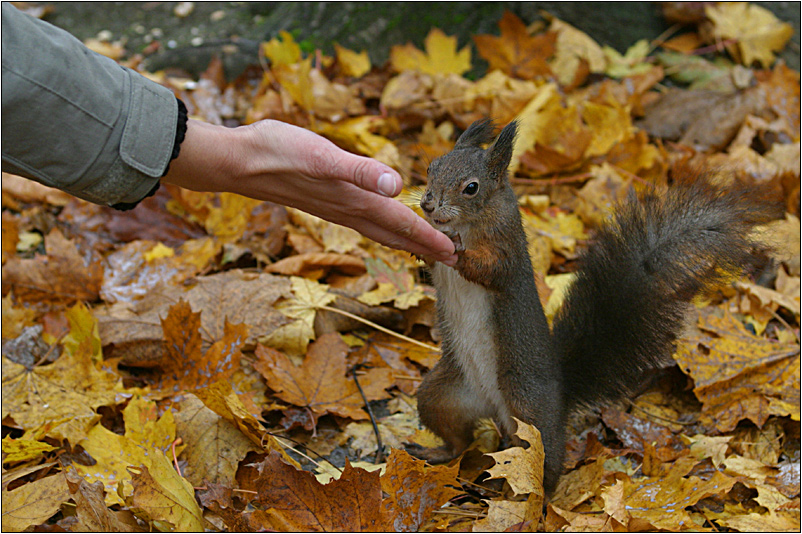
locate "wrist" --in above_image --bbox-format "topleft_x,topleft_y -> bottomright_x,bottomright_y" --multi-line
162,119 -> 242,193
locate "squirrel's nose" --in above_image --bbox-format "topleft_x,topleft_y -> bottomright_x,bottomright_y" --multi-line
420,193 -> 435,214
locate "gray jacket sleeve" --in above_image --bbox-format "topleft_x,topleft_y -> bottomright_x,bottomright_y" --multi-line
1,3 -> 179,206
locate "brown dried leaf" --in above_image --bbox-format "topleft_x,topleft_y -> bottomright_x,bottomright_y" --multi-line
96,270 -> 291,365
380,448 -> 462,532
173,394 -> 258,487
244,452 -> 382,531
674,308 -> 800,431
2,228 -> 102,304
157,299 -> 246,393
65,469 -> 142,532
1,172 -> 72,206
254,334 -> 392,427
704,3 -> 793,68
266,252 -> 366,278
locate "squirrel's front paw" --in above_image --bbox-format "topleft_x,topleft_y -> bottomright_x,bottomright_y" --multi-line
445,231 -> 464,253
404,442 -> 458,464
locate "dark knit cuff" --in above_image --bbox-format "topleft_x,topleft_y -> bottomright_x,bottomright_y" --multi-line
111,98 -> 188,211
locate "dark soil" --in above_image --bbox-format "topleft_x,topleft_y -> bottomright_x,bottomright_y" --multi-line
37,1 -> 800,80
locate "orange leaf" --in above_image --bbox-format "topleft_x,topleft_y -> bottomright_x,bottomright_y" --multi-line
254,333 -> 393,428
158,299 -> 247,392
244,452 -> 382,532
379,449 -> 462,531
473,10 -> 556,79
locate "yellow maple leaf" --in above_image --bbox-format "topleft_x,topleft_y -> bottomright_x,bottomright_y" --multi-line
357,258 -> 432,310
1,436 -> 55,463
74,396 -> 176,506
262,30 -> 302,67
603,39 -> 653,78
273,57 -> 315,112
705,2 -> 793,68
194,379 -> 294,464
509,82 -> 562,175
581,99 -> 634,157
548,17 -> 606,86
264,277 -> 336,357
2,304 -> 121,444
390,28 -> 471,75
128,451 -> 204,532
143,242 -> 174,262
173,394 -> 258,487
1,294 -> 36,339
1,473 -> 69,532
334,43 -> 371,78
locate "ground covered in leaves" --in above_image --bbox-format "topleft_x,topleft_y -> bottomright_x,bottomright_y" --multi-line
2,3 -> 800,532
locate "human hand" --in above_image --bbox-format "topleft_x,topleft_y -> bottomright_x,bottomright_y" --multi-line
163,119 -> 457,265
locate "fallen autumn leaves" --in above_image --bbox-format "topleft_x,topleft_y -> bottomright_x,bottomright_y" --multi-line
2,4 -> 800,532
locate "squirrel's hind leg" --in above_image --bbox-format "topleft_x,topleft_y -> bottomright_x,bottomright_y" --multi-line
413,353 -> 495,462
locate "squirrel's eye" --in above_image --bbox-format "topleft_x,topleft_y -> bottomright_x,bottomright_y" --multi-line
462,182 -> 479,196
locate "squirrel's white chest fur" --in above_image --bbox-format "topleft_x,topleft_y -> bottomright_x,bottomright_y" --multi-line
431,263 -> 512,427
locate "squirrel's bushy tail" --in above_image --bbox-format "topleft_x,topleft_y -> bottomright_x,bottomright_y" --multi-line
553,175 -> 779,412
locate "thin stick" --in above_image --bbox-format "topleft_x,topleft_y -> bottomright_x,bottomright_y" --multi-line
769,307 -> 800,344
351,365 -> 385,464
266,432 -> 341,472
649,23 -> 684,51
33,333 -> 67,368
319,304 -> 439,352
610,165 -> 651,186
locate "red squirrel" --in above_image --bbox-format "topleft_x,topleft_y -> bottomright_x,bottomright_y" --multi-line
414,119 -> 777,492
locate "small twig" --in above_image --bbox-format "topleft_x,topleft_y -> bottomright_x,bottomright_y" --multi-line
609,165 -> 651,186
268,433 -> 344,477
171,438 -> 183,476
649,23 -> 684,51
265,432 -> 338,470
305,407 -> 318,438
33,333 -> 67,368
689,38 -> 738,57
768,307 -> 800,344
350,364 -> 385,464
432,508 -> 487,518
457,477 -> 503,496
319,304 -> 439,352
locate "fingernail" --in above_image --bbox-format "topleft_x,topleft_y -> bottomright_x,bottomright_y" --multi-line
377,173 -> 398,197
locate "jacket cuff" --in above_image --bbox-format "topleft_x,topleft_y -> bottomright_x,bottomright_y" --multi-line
110,98 -> 188,211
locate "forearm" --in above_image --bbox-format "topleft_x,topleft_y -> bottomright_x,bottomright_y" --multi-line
0,3 -> 178,207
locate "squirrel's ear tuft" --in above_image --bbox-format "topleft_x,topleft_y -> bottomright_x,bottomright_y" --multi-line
486,121 -> 518,179
454,119 -> 497,149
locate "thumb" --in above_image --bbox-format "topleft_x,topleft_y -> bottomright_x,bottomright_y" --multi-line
322,146 -> 403,197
